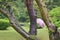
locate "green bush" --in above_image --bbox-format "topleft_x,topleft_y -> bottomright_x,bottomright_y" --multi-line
19,17 -> 27,22
0,19 -> 10,30
49,7 -> 60,27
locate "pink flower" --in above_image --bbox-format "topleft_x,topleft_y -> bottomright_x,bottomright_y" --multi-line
37,18 -> 45,28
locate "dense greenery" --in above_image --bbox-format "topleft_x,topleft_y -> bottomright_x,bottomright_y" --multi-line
49,7 -> 60,27
0,13 -> 6,19
0,0 -> 60,22
0,19 -> 10,30
0,0 -> 60,28
0,0 -> 42,22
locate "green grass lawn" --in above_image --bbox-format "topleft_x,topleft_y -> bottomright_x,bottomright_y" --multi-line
0,27 -> 26,40
0,26 -> 49,40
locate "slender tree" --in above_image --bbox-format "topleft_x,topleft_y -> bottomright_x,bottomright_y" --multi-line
26,0 -> 38,40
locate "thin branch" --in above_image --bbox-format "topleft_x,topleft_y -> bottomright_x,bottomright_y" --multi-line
0,4 -> 30,39
0,8 -> 8,15
35,0 -> 56,32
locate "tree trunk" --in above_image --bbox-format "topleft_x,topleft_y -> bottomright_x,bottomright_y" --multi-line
26,0 -> 38,40
35,0 -> 60,40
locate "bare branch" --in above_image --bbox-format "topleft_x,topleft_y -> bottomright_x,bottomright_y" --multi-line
8,15 -> 30,38
0,8 -> 8,15
0,3 -> 30,39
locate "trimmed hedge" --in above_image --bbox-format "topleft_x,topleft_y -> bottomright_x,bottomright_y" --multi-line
0,19 -> 10,30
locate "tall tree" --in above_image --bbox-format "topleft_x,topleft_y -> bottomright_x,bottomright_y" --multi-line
26,0 -> 38,40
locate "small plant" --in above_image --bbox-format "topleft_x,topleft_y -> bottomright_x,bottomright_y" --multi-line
0,19 -> 10,30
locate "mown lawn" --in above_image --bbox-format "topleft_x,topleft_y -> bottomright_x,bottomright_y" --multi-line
0,26 -> 49,40
0,27 -> 26,40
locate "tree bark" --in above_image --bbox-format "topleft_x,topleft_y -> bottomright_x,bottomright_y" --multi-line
26,0 -> 38,40
35,0 -> 60,40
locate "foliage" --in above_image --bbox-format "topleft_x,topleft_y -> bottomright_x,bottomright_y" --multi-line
0,13 -> 6,19
49,7 -> 60,27
33,1 -> 41,18
0,0 -> 60,22
19,16 -> 27,22
11,0 -> 29,22
44,0 -> 60,11
0,19 -> 10,30
0,0 -> 16,2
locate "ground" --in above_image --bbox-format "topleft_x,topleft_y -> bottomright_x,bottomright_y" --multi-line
0,26 -> 49,40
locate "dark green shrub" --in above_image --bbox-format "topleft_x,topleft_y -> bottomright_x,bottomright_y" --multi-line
0,19 -> 10,30
19,17 -> 27,22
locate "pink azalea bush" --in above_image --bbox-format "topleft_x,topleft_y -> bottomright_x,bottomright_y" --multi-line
37,18 -> 45,28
